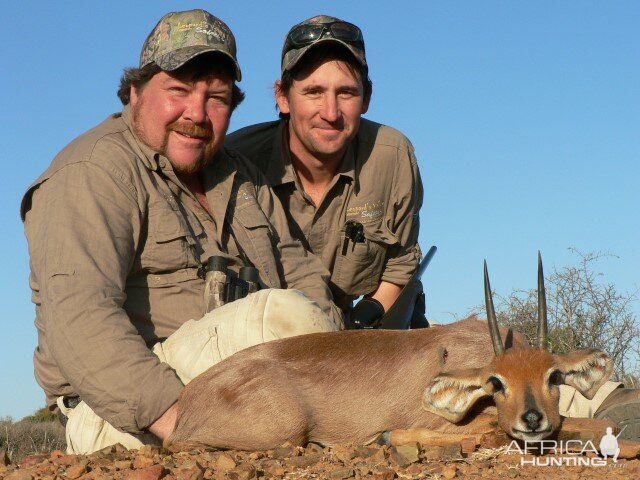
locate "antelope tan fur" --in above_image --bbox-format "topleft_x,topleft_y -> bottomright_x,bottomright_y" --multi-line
166,255 -> 613,451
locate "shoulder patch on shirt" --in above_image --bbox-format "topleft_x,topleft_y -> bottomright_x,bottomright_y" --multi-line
235,183 -> 258,209
346,200 -> 384,223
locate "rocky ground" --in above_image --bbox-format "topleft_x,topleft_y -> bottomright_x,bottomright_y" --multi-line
2,431 -> 640,480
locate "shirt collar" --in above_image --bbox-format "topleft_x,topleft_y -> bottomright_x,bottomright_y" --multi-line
268,119 -> 357,186
259,120 -> 295,186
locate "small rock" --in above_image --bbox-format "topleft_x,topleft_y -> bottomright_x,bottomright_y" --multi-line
481,431 -> 510,449
227,463 -> 257,480
286,453 -> 323,469
368,446 -> 387,463
388,449 -> 410,467
133,455 -> 156,469
125,464 -> 166,480
506,468 -> 519,478
260,460 -> 285,477
406,464 -> 424,476
331,445 -> 356,465
441,464 -> 457,479
196,451 -> 218,467
353,446 -> 378,459
617,439 -> 640,459
425,464 -> 443,475
460,436 -> 478,455
442,443 -> 462,461
66,463 -> 88,479
356,464 -> 371,476
175,465 -> 204,480
393,443 -> 420,464
114,443 -> 130,454
328,467 -> 354,479
92,445 -> 116,457
215,453 -> 236,472
19,454 -> 48,468
177,459 -> 201,470
5,471 -> 35,480
138,445 -> 163,458
115,459 -> 134,470
52,454 -> 77,466
330,445 -> 356,464
91,474 -> 117,480
35,462 -> 56,476
372,467 -> 395,480
272,443 -> 299,459
202,468 -> 215,480
421,445 -> 444,461
247,452 -> 264,461
305,442 -> 324,455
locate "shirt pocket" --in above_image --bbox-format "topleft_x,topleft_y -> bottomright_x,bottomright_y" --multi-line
333,221 -> 398,296
142,203 -> 204,272
232,204 -> 276,278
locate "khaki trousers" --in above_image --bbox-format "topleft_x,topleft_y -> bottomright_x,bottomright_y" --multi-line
59,289 -> 338,454
559,380 -> 622,418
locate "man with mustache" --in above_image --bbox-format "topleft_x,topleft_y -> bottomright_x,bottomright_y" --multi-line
21,10 -> 342,454
227,15 -> 424,328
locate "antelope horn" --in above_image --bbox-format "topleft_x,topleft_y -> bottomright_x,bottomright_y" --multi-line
537,251 -> 548,349
484,260 -> 504,355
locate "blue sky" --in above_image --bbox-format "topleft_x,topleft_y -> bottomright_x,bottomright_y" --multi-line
1,1 -> 638,419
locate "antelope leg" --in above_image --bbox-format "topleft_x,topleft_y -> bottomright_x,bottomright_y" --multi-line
384,429 -> 484,446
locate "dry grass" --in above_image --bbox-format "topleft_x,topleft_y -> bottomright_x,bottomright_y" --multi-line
0,409 -> 66,464
469,445 -> 509,461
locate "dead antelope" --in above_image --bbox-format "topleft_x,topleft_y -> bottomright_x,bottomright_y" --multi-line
165,255 -> 613,451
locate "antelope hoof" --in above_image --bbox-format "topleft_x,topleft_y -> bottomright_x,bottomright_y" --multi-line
376,431 -> 392,446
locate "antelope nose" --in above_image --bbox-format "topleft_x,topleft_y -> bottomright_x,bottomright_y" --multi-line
522,409 -> 543,430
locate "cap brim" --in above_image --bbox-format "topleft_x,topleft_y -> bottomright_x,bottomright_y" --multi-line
282,37 -> 366,75
156,45 -> 242,81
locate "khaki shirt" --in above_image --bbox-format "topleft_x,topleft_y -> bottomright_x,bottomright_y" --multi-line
21,107 -> 340,434
227,119 -> 423,311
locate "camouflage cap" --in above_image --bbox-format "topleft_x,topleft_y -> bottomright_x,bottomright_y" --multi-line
281,15 -> 367,75
140,9 -> 241,81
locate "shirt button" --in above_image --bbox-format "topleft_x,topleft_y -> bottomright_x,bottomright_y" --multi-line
159,160 -> 167,169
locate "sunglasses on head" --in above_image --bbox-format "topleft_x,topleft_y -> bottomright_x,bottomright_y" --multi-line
284,21 -> 364,53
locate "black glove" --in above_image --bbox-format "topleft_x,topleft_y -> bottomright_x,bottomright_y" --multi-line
410,291 -> 429,329
346,297 -> 385,329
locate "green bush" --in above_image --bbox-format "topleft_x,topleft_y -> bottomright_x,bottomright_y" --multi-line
21,407 -> 58,423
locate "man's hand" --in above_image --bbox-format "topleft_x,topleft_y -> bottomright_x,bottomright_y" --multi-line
148,402 -> 178,440
346,281 -> 404,329
371,281 -> 402,311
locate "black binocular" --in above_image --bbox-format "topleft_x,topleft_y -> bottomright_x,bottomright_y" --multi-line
203,256 -> 260,309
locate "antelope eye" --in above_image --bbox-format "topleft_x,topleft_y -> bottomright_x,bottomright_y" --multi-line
549,370 -> 563,386
488,376 -> 504,392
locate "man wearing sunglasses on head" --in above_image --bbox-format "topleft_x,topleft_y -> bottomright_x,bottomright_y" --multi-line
231,14 -> 640,438
227,16 -> 424,328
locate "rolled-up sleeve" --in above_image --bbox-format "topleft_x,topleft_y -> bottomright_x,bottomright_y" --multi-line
381,141 -> 423,286
24,161 -> 183,434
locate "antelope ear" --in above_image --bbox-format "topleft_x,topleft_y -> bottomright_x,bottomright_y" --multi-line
555,349 -> 613,400
422,368 -> 490,423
